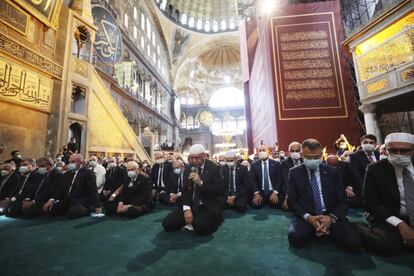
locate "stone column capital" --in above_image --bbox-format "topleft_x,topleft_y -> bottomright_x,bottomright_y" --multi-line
358,103 -> 377,114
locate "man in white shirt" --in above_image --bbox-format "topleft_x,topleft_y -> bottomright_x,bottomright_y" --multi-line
357,132 -> 414,256
89,156 -> 106,193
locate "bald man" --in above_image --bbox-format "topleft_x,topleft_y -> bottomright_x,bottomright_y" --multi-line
281,142 -> 303,210
250,145 -> 283,209
163,144 -> 224,236
104,162 -> 153,218
45,154 -> 102,219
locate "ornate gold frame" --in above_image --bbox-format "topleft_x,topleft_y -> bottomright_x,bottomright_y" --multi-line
0,0 -> 29,36
14,0 -> 62,29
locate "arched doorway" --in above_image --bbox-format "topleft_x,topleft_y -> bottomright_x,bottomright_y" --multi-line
68,122 -> 83,153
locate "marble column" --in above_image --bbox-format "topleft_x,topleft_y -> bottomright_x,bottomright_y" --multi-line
359,103 -> 383,142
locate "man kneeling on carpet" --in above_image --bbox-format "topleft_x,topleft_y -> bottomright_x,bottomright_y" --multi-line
162,144 -> 224,236
104,161 -> 153,218
43,154 -> 103,219
287,139 -> 362,253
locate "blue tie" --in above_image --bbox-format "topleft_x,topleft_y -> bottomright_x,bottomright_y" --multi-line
263,161 -> 270,195
229,168 -> 235,195
310,170 -> 323,215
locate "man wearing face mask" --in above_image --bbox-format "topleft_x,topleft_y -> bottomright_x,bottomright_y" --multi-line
218,155 -> 226,167
250,145 -> 283,209
150,151 -> 173,203
21,157 -> 62,218
88,156 -> 106,194
46,154 -> 102,219
379,144 -> 388,160
220,151 -> 250,213
281,142 -> 304,211
0,163 -> 22,213
356,133 -> 414,257
165,160 -> 186,206
162,144 -> 224,236
5,158 -> 43,217
287,139 -> 361,253
104,162 -> 153,218
349,134 -> 380,198
100,157 -> 128,202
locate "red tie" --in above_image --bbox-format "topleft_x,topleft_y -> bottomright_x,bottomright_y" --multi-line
367,154 -> 373,163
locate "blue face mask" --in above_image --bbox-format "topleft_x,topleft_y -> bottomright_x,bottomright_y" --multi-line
303,158 -> 321,170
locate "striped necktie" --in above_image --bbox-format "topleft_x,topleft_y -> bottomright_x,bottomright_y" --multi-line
310,170 -> 323,215
403,168 -> 414,227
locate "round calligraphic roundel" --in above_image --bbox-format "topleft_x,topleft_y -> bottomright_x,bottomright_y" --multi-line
198,110 -> 214,127
174,98 -> 181,121
92,5 -> 123,64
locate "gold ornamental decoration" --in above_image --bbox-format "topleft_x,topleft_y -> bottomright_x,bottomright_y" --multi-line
14,0 -> 62,29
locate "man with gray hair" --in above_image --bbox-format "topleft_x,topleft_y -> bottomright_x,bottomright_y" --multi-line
356,132 -> 414,256
44,154 -> 102,219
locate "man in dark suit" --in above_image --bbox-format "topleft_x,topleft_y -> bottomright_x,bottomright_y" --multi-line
220,151 -> 250,213
164,160 -> 186,206
21,157 -> 62,217
162,144 -> 224,236
250,145 -> 283,209
5,158 -> 43,217
100,157 -> 128,202
281,142 -> 303,210
287,139 -> 361,253
151,151 -> 173,204
44,154 -> 102,219
104,162 -> 153,218
0,163 -> 22,214
349,134 -> 380,197
356,132 -> 414,256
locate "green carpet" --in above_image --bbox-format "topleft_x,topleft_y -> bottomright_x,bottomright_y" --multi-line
0,207 -> 413,276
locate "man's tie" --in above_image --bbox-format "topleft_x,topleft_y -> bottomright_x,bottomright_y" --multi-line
263,161 -> 270,195
158,165 -> 164,188
68,171 -> 78,196
0,175 -> 10,194
177,175 -> 182,193
310,170 -> 323,215
18,175 -> 30,195
229,167 -> 235,195
403,168 -> 414,227
34,176 -> 47,198
367,154 -> 374,163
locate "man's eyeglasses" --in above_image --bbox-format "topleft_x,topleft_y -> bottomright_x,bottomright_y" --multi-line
387,148 -> 413,155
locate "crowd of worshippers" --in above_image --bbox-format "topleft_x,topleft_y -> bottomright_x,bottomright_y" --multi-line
0,132 -> 413,257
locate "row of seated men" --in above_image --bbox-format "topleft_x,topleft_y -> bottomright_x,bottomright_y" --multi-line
0,133 -> 413,257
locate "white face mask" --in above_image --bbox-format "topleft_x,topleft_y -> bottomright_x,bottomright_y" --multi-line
89,161 -> 97,168
128,171 -> 137,179
226,161 -> 235,168
67,163 -> 77,171
38,167 -> 48,175
174,168 -> 182,175
361,143 -> 375,153
107,162 -> 116,169
380,155 -> 388,160
143,163 -> 148,168
56,167 -> 63,172
344,156 -> 350,163
19,166 -> 29,175
219,161 -> 226,166
259,151 -> 268,160
303,158 -> 321,170
1,170 -> 9,177
156,159 -> 165,165
388,154 -> 411,168
290,152 -> 301,160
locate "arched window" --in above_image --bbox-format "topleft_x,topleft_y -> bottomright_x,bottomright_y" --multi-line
187,116 -> 194,129
209,87 -> 244,108
205,21 -> 211,32
212,118 -> 222,133
180,97 -> 186,105
134,7 -> 137,19
196,19 -> 203,30
212,21 -> 218,32
181,113 -> 187,128
187,97 -> 195,105
181,13 -> 187,24
146,18 -> 151,39
124,13 -> 129,28
223,115 -> 236,130
221,20 -> 227,31
238,116 -> 246,129
160,0 -> 167,10
140,35 -> 145,48
229,20 -> 236,30
188,17 -> 195,28
141,13 -> 145,30
133,26 -> 138,39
